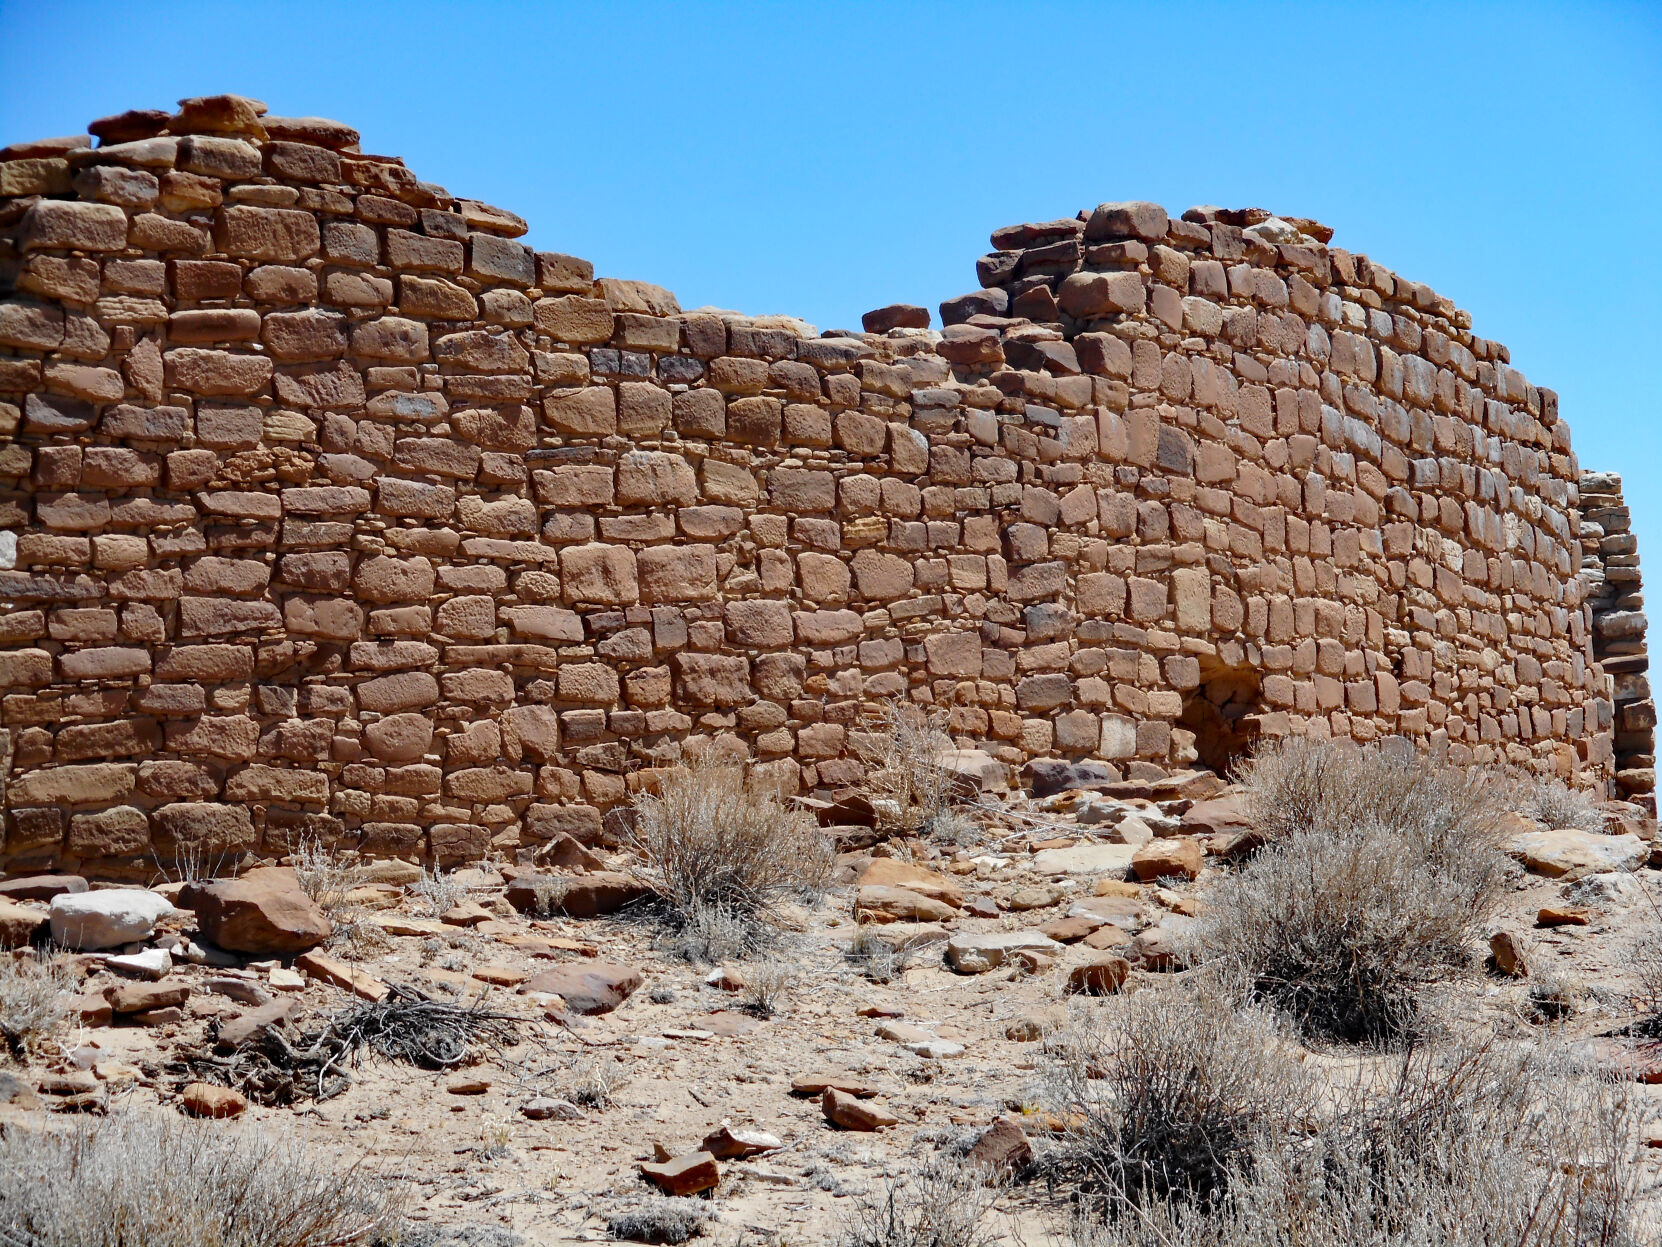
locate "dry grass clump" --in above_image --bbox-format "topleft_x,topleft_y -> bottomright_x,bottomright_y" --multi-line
291,835 -> 360,916
1200,737 -> 1512,1042
1050,991 -> 1648,1247
1040,988 -> 1303,1212
1232,735 -> 1507,848
411,866 -> 466,918
630,762 -> 832,960
837,1160 -> 1002,1247
1516,775 -> 1607,832
0,953 -> 72,1063
854,699 -> 968,837
741,958 -> 799,1018
0,1111 -> 402,1246
607,1196 -> 711,1244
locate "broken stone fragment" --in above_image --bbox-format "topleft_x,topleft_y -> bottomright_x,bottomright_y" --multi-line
640,1150 -> 719,1196
192,867 -> 332,955
519,962 -> 642,1015
822,1087 -> 900,1130
700,1122 -> 783,1159
180,1082 -> 248,1119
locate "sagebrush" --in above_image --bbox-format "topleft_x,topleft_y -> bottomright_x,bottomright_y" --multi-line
0,953 -> 72,1063
1050,989 -> 1647,1247
853,699 -> 966,836
838,1160 -> 1002,1247
0,1112 -> 402,1246
1201,737 -> 1511,1041
629,762 -> 831,959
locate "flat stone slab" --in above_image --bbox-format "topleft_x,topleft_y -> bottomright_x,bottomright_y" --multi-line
1030,843 -> 1136,876
1507,830 -> 1647,879
945,929 -> 1061,974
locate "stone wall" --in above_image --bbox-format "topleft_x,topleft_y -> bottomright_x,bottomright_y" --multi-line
0,94 -> 1629,875
1580,471 -> 1654,809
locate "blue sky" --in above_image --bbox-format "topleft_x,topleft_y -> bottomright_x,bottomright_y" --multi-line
2,1 -> 1659,573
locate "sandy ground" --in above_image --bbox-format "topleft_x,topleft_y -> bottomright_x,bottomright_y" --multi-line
8,795 -> 1662,1246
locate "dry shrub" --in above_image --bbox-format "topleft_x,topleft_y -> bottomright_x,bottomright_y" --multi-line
0,1111 -> 402,1246
1041,987 -> 1304,1212
838,1159 -> 1002,1247
1064,1029 -> 1647,1247
411,866 -> 466,918
741,958 -> 799,1018
1200,737 -> 1511,1042
854,699 -> 964,836
1516,775 -> 1607,832
608,1197 -> 711,1244
1233,735 -> 1506,848
0,953 -> 72,1063
630,761 -> 831,959
291,836 -> 360,916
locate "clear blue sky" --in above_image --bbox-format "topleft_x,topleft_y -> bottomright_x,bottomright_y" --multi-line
3,1 -> 1659,576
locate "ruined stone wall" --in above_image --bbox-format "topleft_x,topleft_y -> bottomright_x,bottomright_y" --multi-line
0,94 -> 1625,875
1580,471 -> 1653,809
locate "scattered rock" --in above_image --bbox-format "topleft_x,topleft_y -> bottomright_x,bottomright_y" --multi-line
0,1070 -> 40,1109
192,867 -> 332,955
102,948 -> 172,978
1489,930 -> 1528,977
1006,886 -> 1060,911
447,1077 -> 491,1095
181,1082 -> 248,1119
1131,837 -> 1204,881
0,875 -> 88,902
1030,843 -> 1136,877
962,896 -> 1000,918
522,1096 -> 584,1121
1082,923 -> 1131,950
1538,905 -> 1591,927
504,871 -> 648,917
1039,914 -> 1103,943
294,952 -> 388,1001
1127,922 -> 1190,971
791,1072 -> 880,1097
215,997 -> 296,1049
640,1150 -> 720,1195
701,1122 -> 783,1158
108,976 -> 192,1015
1067,956 -> 1132,995
946,930 -> 1060,974
1507,830 -> 1647,880
0,900 -> 48,947
965,1116 -> 1033,1177
520,963 -> 642,1014
855,885 -> 958,924
49,889 -> 175,951
855,859 -> 964,907
823,1087 -> 899,1130
533,834 -> 605,872
1004,1006 -> 1068,1041
1180,795 -> 1252,836
1024,758 -> 1118,797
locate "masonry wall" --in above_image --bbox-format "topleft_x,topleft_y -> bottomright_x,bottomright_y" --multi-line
0,94 -> 1627,875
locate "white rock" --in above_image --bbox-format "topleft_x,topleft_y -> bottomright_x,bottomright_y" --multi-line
1563,871 -> 1646,908
1030,843 -> 1137,876
49,890 -> 175,950
945,930 -> 1060,974
100,948 -> 172,979
902,1038 -> 965,1059
1110,814 -> 1156,846
269,967 -> 306,992
1507,830 -> 1647,879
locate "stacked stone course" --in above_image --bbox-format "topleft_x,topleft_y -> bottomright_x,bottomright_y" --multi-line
1579,471 -> 1653,808
0,95 -> 1636,874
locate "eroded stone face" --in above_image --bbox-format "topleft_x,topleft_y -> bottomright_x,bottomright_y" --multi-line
0,96 -> 1642,876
